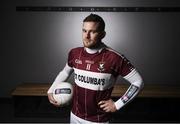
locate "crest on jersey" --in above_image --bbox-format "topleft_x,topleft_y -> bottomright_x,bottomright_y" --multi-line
97,62 -> 105,72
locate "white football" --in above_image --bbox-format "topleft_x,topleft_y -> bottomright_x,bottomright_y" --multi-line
53,82 -> 73,106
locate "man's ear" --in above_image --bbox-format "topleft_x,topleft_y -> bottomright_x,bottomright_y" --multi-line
100,31 -> 106,39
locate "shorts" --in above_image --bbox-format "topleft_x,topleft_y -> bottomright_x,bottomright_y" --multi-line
70,112 -> 109,124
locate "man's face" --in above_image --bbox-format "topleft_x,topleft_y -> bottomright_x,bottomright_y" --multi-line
82,21 -> 105,48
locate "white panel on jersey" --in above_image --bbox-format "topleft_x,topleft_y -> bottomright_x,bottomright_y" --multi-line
74,68 -> 115,91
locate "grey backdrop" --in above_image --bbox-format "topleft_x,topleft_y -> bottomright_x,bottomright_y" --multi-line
1,0 -> 180,97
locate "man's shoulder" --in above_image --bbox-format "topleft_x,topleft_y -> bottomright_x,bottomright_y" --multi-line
105,47 -> 124,59
69,47 -> 84,54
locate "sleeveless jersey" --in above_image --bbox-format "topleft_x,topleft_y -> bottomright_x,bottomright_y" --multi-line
68,46 -> 134,122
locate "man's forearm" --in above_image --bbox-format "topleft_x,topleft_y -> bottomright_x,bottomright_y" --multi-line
47,63 -> 73,93
114,69 -> 144,110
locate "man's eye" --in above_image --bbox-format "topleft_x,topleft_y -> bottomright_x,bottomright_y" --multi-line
90,30 -> 95,33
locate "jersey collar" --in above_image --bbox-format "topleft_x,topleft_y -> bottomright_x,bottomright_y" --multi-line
84,42 -> 106,54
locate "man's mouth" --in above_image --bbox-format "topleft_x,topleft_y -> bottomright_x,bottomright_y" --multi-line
85,40 -> 91,44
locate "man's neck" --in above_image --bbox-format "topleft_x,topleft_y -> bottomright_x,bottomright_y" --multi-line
85,42 -> 105,54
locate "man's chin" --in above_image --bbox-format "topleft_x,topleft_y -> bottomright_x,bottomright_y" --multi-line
83,43 -> 93,48
84,43 -> 102,49
84,45 -> 93,48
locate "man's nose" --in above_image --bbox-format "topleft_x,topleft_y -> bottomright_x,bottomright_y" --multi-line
86,32 -> 90,39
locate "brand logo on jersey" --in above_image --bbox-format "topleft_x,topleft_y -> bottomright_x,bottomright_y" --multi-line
85,60 -> 94,64
75,59 -> 82,64
97,62 -> 105,72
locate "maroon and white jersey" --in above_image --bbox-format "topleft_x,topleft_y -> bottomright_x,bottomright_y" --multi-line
68,46 -> 134,122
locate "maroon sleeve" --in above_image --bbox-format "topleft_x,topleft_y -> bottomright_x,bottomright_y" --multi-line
118,55 -> 135,77
67,49 -> 74,68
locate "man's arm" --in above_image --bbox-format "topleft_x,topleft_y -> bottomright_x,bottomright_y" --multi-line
47,63 -> 73,93
99,69 -> 143,112
47,63 -> 73,106
114,69 -> 144,110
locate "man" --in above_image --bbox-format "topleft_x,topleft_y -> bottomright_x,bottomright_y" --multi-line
47,13 -> 143,123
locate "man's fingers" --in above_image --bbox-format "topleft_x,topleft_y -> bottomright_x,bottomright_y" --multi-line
50,99 -> 61,107
48,93 -> 61,107
50,98 -> 58,104
98,99 -> 117,113
99,103 -> 108,108
98,100 -> 106,105
98,101 -> 103,105
100,104 -> 106,109
99,102 -> 110,112
102,105 -> 111,112
103,106 -> 108,111
48,94 -> 56,102
50,99 -> 57,104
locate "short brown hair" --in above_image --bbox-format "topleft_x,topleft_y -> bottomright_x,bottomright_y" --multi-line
83,13 -> 105,32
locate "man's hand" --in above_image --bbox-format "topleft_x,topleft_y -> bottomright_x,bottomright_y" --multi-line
98,99 -> 117,113
47,93 -> 61,107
